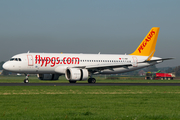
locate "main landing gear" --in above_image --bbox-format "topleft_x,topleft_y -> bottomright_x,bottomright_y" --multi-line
88,78 -> 96,83
69,80 -> 77,83
68,78 -> 96,83
24,74 -> 29,83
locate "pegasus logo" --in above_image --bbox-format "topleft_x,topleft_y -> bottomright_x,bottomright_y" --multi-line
138,30 -> 155,53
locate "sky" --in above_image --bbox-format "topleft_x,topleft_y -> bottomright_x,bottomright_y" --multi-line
0,0 -> 179,67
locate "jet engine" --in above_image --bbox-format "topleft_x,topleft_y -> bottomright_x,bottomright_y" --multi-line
65,68 -> 88,81
37,74 -> 60,80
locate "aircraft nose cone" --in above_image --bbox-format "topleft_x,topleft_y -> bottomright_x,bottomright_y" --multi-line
3,62 -> 10,71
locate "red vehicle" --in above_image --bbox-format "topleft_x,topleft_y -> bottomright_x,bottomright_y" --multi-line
155,73 -> 175,80
145,71 -> 175,80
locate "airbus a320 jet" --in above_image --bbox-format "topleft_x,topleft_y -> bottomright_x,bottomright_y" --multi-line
3,27 -> 173,83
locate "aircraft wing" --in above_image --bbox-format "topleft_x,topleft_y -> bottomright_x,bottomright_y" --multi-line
86,63 -> 132,69
73,63 -> 132,72
71,58 -> 174,73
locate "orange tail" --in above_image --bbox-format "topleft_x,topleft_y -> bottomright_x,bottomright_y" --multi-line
130,27 -> 160,57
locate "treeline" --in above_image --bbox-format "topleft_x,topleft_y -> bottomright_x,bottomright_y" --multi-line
0,61 -> 9,75
157,66 -> 180,77
174,66 -> 180,76
0,61 -> 4,70
114,65 -> 180,77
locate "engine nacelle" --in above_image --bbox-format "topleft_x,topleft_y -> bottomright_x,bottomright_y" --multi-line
37,74 -> 60,80
65,68 -> 88,81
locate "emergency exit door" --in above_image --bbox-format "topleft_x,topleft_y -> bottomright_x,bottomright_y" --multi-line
132,56 -> 138,67
27,55 -> 33,66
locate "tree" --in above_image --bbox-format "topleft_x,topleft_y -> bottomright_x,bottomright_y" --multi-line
2,70 -> 9,75
166,67 -> 174,73
0,61 -> 5,70
174,66 -> 180,77
0,61 -> 9,75
146,65 -> 158,72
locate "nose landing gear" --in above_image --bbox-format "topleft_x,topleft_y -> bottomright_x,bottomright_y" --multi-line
24,74 -> 29,83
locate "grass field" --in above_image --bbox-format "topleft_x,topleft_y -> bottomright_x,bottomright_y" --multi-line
0,86 -> 180,120
0,75 -> 180,120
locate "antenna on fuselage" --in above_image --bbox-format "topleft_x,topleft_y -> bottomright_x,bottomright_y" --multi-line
27,51 -> 30,53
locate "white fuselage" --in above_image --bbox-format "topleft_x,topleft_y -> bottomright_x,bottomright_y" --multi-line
3,53 -> 161,75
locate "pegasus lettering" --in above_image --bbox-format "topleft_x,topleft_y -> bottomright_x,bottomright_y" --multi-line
138,30 -> 155,53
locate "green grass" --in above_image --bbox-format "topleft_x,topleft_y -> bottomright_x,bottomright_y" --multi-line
0,86 -> 180,120
0,75 -> 180,83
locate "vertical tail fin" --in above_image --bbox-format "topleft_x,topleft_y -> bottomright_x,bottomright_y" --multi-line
130,27 -> 160,57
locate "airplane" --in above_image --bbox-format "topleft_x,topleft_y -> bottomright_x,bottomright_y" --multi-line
3,27 -> 173,83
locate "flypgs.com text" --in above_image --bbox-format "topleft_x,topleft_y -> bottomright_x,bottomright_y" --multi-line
35,55 -> 80,67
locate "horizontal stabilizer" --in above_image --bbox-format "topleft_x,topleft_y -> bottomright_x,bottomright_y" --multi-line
146,58 -> 174,62
138,58 -> 174,63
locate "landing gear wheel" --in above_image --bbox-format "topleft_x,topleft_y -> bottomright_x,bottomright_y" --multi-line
88,78 -> 92,83
92,78 -> 96,83
88,78 -> 96,83
69,80 -> 77,83
24,74 -> 29,83
24,79 -> 29,83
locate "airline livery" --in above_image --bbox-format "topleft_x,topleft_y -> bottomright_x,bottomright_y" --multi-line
3,27 -> 173,83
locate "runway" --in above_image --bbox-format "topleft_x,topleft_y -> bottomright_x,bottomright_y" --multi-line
0,83 -> 180,86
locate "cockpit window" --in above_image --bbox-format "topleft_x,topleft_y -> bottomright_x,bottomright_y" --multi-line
18,58 -> 22,61
10,58 -> 15,61
10,58 -> 22,61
